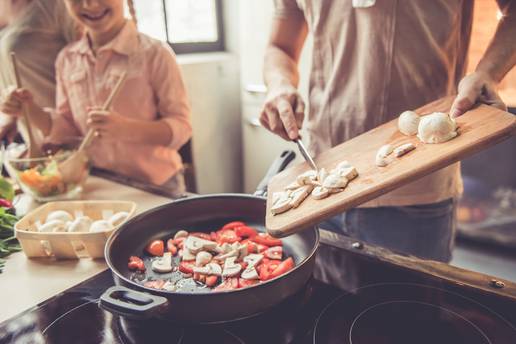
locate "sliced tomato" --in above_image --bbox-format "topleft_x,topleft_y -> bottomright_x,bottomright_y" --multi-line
239,278 -> 259,288
210,231 -> 218,241
252,233 -> 282,247
206,275 -> 219,287
214,277 -> 240,291
264,246 -> 283,260
179,260 -> 195,274
235,226 -> 257,238
258,263 -> 271,281
190,232 -> 212,240
217,229 -> 241,244
128,256 -> 145,271
174,237 -> 185,249
144,279 -> 165,289
269,257 -> 295,279
166,239 -> 178,255
145,240 -> 164,256
241,239 -> 257,253
221,221 -> 246,230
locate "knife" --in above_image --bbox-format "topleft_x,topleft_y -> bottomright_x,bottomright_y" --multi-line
294,139 -> 318,171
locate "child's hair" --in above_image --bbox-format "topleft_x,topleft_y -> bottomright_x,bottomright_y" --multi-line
127,0 -> 137,27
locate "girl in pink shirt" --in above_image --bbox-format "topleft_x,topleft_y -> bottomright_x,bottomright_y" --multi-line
1,0 -> 192,191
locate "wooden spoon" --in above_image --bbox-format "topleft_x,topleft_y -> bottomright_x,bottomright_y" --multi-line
58,71 -> 127,184
10,52 -> 43,159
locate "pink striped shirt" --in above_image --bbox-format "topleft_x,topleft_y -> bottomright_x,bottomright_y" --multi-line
50,21 -> 191,185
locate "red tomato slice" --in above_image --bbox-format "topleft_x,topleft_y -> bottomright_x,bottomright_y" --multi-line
206,275 -> 219,287
222,221 -> 246,230
217,229 -> 241,244
264,246 -> 283,260
179,261 -> 195,274
144,279 -> 165,289
258,264 -> 271,281
252,233 -> 282,247
166,239 -> 178,255
214,277 -> 240,291
238,278 -> 259,288
210,231 -> 218,241
190,232 -> 212,240
128,256 -> 145,271
235,226 -> 257,238
241,239 -> 257,253
173,237 -> 185,249
145,240 -> 164,256
269,257 -> 295,279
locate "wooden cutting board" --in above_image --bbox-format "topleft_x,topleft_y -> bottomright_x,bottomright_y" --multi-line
266,96 -> 516,237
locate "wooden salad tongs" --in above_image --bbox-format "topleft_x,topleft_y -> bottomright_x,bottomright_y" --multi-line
10,52 -> 43,160
57,72 -> 127,183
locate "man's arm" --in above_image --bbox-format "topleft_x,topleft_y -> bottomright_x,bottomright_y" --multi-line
451,1 -> 516,117
261,13 -> 308,140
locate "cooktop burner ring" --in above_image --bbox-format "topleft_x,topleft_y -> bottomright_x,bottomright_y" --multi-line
348,300 -> 491,344
313,282 -> 516,344
41,299 -> 99,336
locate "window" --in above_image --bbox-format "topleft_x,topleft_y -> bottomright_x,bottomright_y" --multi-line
129,0 -> 224,54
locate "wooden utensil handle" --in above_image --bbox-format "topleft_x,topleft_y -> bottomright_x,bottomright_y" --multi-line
78,71 -> 128,152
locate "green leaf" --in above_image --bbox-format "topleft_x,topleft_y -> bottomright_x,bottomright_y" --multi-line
0,178 -> 14,201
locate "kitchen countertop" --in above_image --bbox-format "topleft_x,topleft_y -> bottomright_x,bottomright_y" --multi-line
0,176 -> 174,323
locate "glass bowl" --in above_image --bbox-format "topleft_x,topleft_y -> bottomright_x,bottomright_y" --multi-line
4,140 -> 90,202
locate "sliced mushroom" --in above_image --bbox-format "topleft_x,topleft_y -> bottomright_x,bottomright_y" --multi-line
184,236 -> 217,253
289,185 -> 313,208
393,142 -> 416,157
322,173 -> 348,190
195,251 -> 213,266
237,243 -> 248,261
338,166 -> 358,181
318,168 -> 329,185
241,266 -> 259,280
375,144 -> 393,167
152,252 -> 173,273
271,195 -> 292,215
193,262 -> 222,276
311,186 -> 330,200
272,191 -> 289,205
222,257 -> 242,277
284,180 -> 302,190
243,253 -> 264,267
174,230 -> 189,240
181,248 -> 196,261
296,170 -> 318,185
215,249 -> 239,261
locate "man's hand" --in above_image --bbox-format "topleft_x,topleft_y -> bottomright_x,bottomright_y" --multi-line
260,84 -> 305,141
87,107 -> 135,141
0,87 -> 34,117
450,72 -> 506,118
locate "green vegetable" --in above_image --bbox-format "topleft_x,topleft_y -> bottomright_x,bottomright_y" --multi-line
0,178 -> 14,201
0,205 -> 19,273
40,160 -> 60,177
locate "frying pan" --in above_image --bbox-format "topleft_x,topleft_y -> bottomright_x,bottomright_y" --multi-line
99,151 -> 320,324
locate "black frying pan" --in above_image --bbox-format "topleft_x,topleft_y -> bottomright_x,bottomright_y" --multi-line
99,151 -> 320,324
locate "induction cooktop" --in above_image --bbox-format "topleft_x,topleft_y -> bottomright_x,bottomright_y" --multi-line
2,231 -> 515,344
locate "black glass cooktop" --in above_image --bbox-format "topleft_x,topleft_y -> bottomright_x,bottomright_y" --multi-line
1,232 -> 516,344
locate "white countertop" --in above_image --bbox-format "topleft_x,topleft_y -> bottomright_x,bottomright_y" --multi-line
0,176 -> 173,323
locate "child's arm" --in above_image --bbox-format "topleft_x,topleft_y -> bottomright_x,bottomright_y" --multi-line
87,42 -> 191,148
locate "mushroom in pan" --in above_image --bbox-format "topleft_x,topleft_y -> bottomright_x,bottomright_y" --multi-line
243,253 -> 264,267
181,248 -> 196,261
174,230 -> 189,240
241,266 -> 259,280
193,262 -> 222,276
195,251 -> 213,266
222,257 -> 242,277
152,252 -> 173,273
184,236 -> 217,253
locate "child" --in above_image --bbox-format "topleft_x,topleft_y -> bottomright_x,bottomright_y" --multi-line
0,0 -> 192,192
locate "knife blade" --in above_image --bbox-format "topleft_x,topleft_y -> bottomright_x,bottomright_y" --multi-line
294,139 -> 318,171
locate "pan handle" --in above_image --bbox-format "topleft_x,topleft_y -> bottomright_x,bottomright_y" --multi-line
254,150 -> 296,197
99,285 -> 168,318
